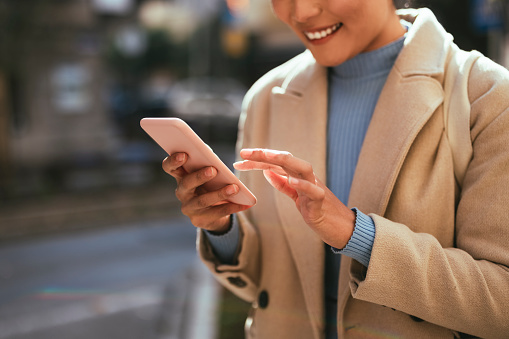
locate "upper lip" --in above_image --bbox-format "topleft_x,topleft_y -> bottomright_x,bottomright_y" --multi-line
303,22 -> 341,34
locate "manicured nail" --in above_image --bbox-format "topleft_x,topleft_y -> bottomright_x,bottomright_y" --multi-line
288,177 -> 299,185
206,167 -> 216,177
226,184 -> 238,195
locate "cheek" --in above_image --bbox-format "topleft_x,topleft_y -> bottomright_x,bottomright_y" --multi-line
328,0 -> 358,19
270,1 -> 287,23
270,0 -> 305,42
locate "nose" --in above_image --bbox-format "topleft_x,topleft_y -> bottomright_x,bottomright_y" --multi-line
291,0 -> 322,23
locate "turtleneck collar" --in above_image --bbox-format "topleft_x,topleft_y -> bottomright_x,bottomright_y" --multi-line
330,34 -> 406,79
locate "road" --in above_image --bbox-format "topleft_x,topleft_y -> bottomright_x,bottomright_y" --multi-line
0,216 -> 220,339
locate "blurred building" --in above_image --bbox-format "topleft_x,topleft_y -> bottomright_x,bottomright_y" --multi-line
0,1 -> 133,195
0,0 -> 218,196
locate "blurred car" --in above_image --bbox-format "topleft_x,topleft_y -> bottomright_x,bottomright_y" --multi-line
166,77 -> 247,143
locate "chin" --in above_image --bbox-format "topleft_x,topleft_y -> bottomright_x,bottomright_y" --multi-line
310,52 -> 348,67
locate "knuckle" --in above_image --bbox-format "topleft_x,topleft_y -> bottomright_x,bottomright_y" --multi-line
193,167 -> 210,184
189,216 -> 201,228
304,162 -> 313,172
174,187 -> 182,200
302,163 -> 313,177
280,152 -> 292,162
196,170 -> 208,182
296,163 -> 313,179
192,215 -> 208,229
218,192 -> 228,202
195,195 -> 209,209
179,177 -> 192,191
318,190 -> 325,200
175,183 -> 188,199
181,205 -> 191,217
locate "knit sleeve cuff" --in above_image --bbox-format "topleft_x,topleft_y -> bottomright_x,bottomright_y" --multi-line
331,208 -> 375,267
204,214 -> 241,265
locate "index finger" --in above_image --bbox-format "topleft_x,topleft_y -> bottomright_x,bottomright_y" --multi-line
239,149 -> 315,183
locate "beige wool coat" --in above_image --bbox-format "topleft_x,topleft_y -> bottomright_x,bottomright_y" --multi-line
198,8 -> 509,339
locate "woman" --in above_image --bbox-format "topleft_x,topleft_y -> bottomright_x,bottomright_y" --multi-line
163,0 -> 509,338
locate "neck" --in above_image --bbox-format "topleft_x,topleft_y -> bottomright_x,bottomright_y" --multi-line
365,9 -> 406,52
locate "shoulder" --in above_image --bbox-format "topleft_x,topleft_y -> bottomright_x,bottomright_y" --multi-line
237,50 -> 315,145
465,53 -> 509,140
241,50 -> 315,109
468,54 -> 509,103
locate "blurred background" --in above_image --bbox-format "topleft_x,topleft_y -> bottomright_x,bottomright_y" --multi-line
0,0 -> 507,338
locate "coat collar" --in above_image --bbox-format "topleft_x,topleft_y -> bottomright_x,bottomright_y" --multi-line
267,8 -> 450,335
348,8 -> 450,214
396,8 -> 453,76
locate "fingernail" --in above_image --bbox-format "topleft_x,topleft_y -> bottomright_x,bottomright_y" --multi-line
226,185 -> 238,195
206,167 -> 216,177
176,153 -> 185,162
233,160 -> 246,168
288,177 -> 299,185
241,149 -> 253,157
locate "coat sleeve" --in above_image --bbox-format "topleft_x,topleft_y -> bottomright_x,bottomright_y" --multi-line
348,56 -> 509,338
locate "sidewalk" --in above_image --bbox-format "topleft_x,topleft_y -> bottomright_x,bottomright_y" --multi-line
0,182 -> 223,339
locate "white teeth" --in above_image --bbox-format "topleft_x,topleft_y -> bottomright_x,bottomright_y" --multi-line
305,23 -> 341,41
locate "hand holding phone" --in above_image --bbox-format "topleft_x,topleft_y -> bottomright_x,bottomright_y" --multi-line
140,117 -> 256,206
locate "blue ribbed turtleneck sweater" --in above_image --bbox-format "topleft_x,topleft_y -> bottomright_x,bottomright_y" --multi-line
324,36 -> 405,338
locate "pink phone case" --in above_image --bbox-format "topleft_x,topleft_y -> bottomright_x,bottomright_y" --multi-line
140,117 -> 256,206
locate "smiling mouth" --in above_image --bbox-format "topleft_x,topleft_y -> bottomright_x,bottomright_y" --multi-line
304,23 -> 342,41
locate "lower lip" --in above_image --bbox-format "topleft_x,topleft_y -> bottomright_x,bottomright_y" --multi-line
306,26 -> 341,45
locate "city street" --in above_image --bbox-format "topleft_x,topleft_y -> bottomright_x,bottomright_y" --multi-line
0,216 -> 220,339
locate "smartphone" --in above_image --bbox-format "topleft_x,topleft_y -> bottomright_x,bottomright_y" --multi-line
140,117 -> 256,206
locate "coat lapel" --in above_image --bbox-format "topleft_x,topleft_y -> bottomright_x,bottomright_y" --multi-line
348,8 -> 450,215
347,70 -> 444,215
268,50 -> 328,336
340,8 -> 451,324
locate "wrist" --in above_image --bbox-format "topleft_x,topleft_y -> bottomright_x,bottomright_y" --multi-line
209,215 -> 233,235
339,208 -> 356,249
332,208 -> 375,267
